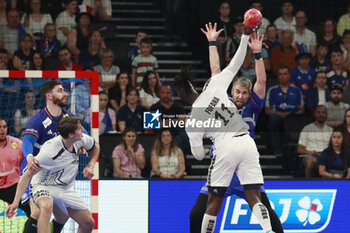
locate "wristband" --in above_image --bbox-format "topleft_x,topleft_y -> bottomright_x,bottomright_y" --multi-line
208,41 -> 217,47
253,52 -> 262,60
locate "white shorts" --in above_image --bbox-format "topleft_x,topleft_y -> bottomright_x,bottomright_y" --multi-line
207,134 -> 264,187
30,184 -> 87,216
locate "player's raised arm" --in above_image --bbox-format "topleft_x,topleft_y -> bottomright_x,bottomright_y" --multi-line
83,141 -> 100,179
250,32 -> 267,99
5,168 -> 39,218
200,22 -> 223,76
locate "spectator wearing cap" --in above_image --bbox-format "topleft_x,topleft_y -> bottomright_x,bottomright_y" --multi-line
290,52 -> 316,99
337,3 -> 350,36
325,48 -> 348,87
305,71 -> 330,115
55,0 -> 77,45
292,10 -> 316,56
273,1 -> 296,38
67,11 -> 93,60
317,18 -> 341,56
249,1 -> 270,35
340,30 -> 350,68
82,0 -> 112,21
225,16 -> 243,65
270,30 -> 297,77
325,84 -> 350,128
310,43 -> 331,72
262,25 -> 281,55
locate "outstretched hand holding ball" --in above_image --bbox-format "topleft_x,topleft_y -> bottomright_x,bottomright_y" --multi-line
243,8 -> 263,31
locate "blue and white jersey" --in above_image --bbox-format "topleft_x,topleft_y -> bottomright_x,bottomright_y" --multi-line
266,84 -> 304,113
290,66 -> 316,96
24,108 -> 75,156
201,91 -> 265,197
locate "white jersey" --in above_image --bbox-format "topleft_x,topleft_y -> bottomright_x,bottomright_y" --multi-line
186,34 -> 250,149
31,134 -> 95,189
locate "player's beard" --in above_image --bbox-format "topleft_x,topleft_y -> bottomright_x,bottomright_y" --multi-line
53,96 -> 68,108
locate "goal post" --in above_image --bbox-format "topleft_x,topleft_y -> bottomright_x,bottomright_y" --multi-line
0,70 -> 99,233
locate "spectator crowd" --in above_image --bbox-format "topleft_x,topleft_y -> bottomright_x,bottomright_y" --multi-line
0,0 -> 350,179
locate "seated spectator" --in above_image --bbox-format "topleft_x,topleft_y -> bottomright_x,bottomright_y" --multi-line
79,30 -> 105,68
129,31 -> 147,62
150,129 -> 185,179
317,18 -> 341,56
55,0 -> 77,45
21,0 -> 53,39
297,105 -> 333,178
56,47 -> 83,71
225,16 -> 243,65
0,9 -> 27,56
290,52 -> 316,98
0,0 -> 7,26
139,71 -> 160,110
29,51 -> 45,70
337,2 -> 350,36
93,48 -> 120,91
325,48 -> 348,87
270,30 -> 297,77
36,23 -> 61,58
82,0 -> 112,21
131,37 -> 159,88
13,34 -> 35,70
305,71 -> 330,114
265,65 -> 304,155
273,1 -> 295,37
112,128 -> 145,178
310,43 -> 330,72
340,30 -> 350,68
108,72 -> 131,112
117,87 -> 145,133
342,85 -> 350,104
318,129 -> 350,179
326,84 -> 350,128
340,108 -> 350,150
14,91 -> 38,135
292,10 -> 316,56
263,24 -> 281,55
85,91 -> 116,135
67,12 -> 93,59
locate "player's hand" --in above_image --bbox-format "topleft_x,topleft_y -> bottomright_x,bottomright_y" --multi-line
200,22 -> 224,42
243,21 -> 261,35
78,147 -> 88,156
27,154 -> 40,173
5,203 -> 18,218
248,32 -> 264,53
83,166 -> 94,179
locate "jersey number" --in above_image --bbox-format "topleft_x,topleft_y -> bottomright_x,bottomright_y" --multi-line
214,103 -> 235,126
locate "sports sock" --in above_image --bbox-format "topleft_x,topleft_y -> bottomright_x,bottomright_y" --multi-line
252,202 -> 272,232
201,214 -> 216,233
22,217 -> 37,233
50,219 -> 65,233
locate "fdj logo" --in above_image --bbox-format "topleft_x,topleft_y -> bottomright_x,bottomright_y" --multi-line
143,110 -> 161,129
221,189 -> 336,232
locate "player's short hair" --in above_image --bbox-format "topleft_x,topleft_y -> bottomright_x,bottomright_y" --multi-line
40,79 -> 62,101
174,67 -> 197,95
140,37 -> 152,46
58,117 -> 81,139
232,76 -> 252,92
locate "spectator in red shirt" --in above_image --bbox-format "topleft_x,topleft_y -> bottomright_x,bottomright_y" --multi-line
56,47 -> 83,71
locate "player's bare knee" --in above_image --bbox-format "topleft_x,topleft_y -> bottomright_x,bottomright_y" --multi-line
38,200 -> 53,216
82,216 -> 95,230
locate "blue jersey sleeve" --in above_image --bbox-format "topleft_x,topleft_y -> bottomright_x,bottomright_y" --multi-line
22,134 -> 37,158
24,115 -> 41,139
251,91 -> 265,110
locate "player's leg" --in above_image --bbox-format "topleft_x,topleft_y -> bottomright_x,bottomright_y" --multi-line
189,193 -> 208,233
68,208 -> 95,233
36,196 -> 54,233
261,192 -> 284,233
52,203 -> 69,233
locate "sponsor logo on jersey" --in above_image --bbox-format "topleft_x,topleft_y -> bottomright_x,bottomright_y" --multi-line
143,110 -> 161,129
11,142 -> 18,149
42,117 -> 52,128
220,189 -> 336,232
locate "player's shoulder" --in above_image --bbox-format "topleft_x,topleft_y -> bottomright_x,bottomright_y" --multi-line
62,109 -> 76,118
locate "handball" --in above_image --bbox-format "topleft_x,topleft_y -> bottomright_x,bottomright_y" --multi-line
243,9 -> 263,29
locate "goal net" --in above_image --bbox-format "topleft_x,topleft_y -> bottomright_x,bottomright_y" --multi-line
0,70 -> 99,233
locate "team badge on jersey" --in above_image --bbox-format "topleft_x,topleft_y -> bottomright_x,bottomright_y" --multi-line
143,110 -> 161,129
11,142 -> 18,149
